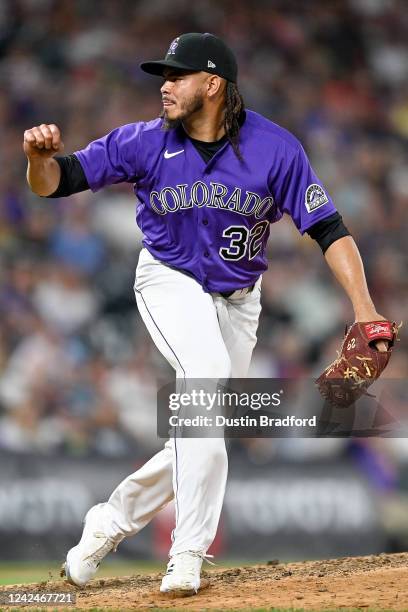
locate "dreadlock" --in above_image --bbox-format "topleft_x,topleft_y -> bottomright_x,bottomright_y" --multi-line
224,81 -> 245,161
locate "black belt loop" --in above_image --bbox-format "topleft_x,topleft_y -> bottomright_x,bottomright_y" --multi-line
220,290 -> 234,299
220,283 -> 255,299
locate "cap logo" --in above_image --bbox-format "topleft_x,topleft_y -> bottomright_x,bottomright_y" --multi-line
168,37 -> 180,55
207,60 -> 216,68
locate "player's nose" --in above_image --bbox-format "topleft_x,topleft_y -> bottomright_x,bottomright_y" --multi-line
160,80 -> 172,95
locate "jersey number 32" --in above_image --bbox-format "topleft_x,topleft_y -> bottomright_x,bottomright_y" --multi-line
219,221 -> 269,261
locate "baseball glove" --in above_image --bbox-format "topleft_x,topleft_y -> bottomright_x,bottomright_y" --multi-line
316,320 -> 400,408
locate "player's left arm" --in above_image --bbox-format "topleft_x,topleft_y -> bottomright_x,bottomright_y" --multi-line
322,234 -> 389,352
273,141 -> 390,352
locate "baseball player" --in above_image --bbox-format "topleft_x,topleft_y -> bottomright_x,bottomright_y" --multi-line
23,33 -> 389,596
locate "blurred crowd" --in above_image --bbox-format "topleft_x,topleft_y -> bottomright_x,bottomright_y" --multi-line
0,0 -> 407,459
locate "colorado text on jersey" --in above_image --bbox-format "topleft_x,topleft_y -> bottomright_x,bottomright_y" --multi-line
149,181 -> 275,219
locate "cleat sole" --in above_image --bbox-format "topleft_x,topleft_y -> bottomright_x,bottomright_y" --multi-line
161,578 -> 210,598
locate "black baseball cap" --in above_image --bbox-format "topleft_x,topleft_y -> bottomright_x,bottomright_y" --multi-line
140,32 -> 238,83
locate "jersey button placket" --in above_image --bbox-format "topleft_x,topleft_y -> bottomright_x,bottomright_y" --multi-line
202,217 -> 211,258
198,208 -> 211,285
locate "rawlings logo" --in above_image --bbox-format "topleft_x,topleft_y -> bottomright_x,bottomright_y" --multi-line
364,322 -> 393,341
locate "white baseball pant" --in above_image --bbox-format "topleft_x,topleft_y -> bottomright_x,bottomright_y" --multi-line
103,248 -> 262,556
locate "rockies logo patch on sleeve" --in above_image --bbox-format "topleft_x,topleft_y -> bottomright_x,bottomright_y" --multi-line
305,184 -> 328,213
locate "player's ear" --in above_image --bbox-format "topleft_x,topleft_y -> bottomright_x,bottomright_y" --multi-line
206,74 -> 224,99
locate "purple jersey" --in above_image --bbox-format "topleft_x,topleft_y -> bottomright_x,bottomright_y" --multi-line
75,110 -> 337,293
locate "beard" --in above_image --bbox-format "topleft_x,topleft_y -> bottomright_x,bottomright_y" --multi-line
161,90 -> 205,130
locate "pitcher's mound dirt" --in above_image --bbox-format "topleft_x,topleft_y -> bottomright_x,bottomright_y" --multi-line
2,552 -> 408,610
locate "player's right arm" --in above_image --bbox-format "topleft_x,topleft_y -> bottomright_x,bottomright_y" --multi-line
25,121 -> 146,197
24,124 -> 63,196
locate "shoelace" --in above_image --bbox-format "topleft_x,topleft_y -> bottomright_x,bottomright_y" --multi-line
84,531 -> 117,567
166,551 -> 216,576
203,553 -> 216,566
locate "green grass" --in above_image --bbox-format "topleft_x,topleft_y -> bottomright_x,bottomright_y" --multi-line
0,561 -> 163,586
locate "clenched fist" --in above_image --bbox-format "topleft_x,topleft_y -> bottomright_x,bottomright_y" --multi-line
23,123 -> 64,158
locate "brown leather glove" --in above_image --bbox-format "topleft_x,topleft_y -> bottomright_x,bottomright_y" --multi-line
316,320 -> 400,408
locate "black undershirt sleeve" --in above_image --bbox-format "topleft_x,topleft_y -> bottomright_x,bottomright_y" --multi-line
306,212 -> 351,253
45,154 -> 89,198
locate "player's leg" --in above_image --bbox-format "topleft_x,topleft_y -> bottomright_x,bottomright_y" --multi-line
156,274 -> 263,594
157,278 -> 262,594
132,250 -> 230,593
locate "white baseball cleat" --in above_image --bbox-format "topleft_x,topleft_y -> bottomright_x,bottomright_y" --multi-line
160,551 -> 205,596
61,503 -> 122,587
